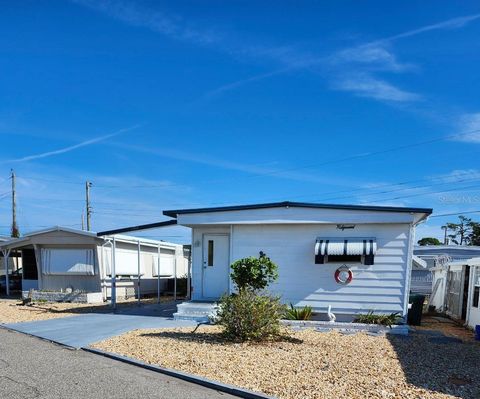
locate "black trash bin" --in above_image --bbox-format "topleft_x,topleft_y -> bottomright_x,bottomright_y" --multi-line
408,294 -> 425,326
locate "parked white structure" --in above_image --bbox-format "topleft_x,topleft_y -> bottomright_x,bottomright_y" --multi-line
429,256 -> 480,329
465,258 -> 480,329
0,227 -> 188,303
414,246 -> 480,316
158,201 -> 432,321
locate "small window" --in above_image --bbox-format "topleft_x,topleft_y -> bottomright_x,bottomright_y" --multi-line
207,240 -> 214,266
473,267 -> 480,308
327,254 -> 362,263
473,287 -> 479,308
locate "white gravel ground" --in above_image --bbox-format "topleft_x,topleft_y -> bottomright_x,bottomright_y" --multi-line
93,325 -> 480,399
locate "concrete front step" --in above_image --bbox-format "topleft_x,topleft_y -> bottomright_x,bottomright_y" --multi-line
173,301 -> 218,323
173,314 -> 211,323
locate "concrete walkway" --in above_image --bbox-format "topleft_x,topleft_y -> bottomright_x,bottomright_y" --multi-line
3,302 -> 196,348
0,328 -> 236,399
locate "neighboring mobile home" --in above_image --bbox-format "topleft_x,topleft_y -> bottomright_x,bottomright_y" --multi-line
0,227 -> 188,302
429,256 -> 480,329
414,246 -> 480,313
160,201 -> 432,320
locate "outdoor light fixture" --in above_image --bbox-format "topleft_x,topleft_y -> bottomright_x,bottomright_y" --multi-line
336,224 -> 356,231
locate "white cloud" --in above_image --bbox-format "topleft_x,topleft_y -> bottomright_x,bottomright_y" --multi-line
110,142 -> 353,185
456,113 -> 480,142
72,0 -> 318,70
331,44 -> 413,73
329,13 -> 480,103
334,74 -> 421,102
202,68 -> 290,99
1,125 -> 140,164
381,13 -> 480,42
72,1 -> 480,106
72,0 -> 218,46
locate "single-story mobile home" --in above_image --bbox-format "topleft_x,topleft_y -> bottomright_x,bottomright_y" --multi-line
0,226 -> 188,303
153,201 -> 431,320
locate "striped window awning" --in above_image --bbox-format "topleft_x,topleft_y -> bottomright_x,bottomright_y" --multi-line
315,238 -> 377,265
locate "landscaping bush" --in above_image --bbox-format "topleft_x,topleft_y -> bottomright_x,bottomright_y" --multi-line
230,251 -> 278,292
284,304 -> 313,320
215,290 -> 285,342
354,311 -> 402,328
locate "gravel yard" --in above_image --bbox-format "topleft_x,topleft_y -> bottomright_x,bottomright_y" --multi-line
0,297 -> 176,323
92,325 -> 480,399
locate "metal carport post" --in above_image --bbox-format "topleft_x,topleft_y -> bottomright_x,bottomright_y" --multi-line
96,219 -> 182,306
2,248 -> 11,296
137,240 -> 141,305
111,237 -> 117,310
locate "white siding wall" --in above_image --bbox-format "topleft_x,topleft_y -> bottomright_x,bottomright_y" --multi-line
100,241 -> 179,298
467,266 -> 480,329
192,223 -> 412,316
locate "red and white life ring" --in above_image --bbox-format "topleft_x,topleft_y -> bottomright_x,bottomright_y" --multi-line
334,266 -> 353,285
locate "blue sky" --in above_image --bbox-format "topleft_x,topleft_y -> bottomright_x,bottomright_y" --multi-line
1,0 -> 480,243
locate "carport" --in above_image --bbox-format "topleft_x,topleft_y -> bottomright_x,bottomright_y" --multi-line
1,237 -> 37,296
0,226 -> 189,307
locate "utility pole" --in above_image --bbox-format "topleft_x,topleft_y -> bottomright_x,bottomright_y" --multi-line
11,169 -> 19,238
441,225 -> 448,245
85,181 -> 92,231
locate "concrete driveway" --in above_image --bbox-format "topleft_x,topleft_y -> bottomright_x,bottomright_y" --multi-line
3,302 -> 196,348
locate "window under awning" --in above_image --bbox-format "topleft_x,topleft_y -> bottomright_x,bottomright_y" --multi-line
315,238 -> 377,265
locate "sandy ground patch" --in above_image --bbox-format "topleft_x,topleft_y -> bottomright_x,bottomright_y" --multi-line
92,325 -> 480,399
0,297 -> 178,323
416,315 -> 476,342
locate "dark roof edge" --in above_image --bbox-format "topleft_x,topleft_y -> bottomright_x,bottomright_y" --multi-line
97,219 -> 177,236
163,201 -> 433,218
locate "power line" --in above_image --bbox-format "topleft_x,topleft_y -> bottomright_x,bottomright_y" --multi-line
98,128 -> 480,187
11,171 -> 480,211
430,210 -> 480,218
317,174 -> 480,202
367,183 -> 480,203
15,128 -> 480,190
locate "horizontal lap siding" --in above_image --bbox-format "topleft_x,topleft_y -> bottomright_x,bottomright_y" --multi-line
232,224 -> 410,315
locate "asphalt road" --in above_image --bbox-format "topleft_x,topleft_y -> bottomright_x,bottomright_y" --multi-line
0,328 -> 237,399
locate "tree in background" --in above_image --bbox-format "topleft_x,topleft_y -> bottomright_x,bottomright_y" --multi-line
471,222 -> 480,246
417,237 -> 442,246
445,216 -> 480,246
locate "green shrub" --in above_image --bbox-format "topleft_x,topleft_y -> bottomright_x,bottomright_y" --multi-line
230,252 -> 278,292
284,304 -> 313,320
215,290 -> 285,342
354,311 -> 402,327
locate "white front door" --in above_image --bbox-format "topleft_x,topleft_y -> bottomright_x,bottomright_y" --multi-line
202,234 -> 230,299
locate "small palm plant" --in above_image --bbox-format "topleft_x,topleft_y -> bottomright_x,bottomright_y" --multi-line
354,311 -> 401,328
284,303 -> 313,320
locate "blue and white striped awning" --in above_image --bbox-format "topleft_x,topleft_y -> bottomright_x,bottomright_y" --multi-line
315,238 -> 377,256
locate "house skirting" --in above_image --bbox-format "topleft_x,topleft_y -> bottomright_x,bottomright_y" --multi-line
22,290 -> 104,304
